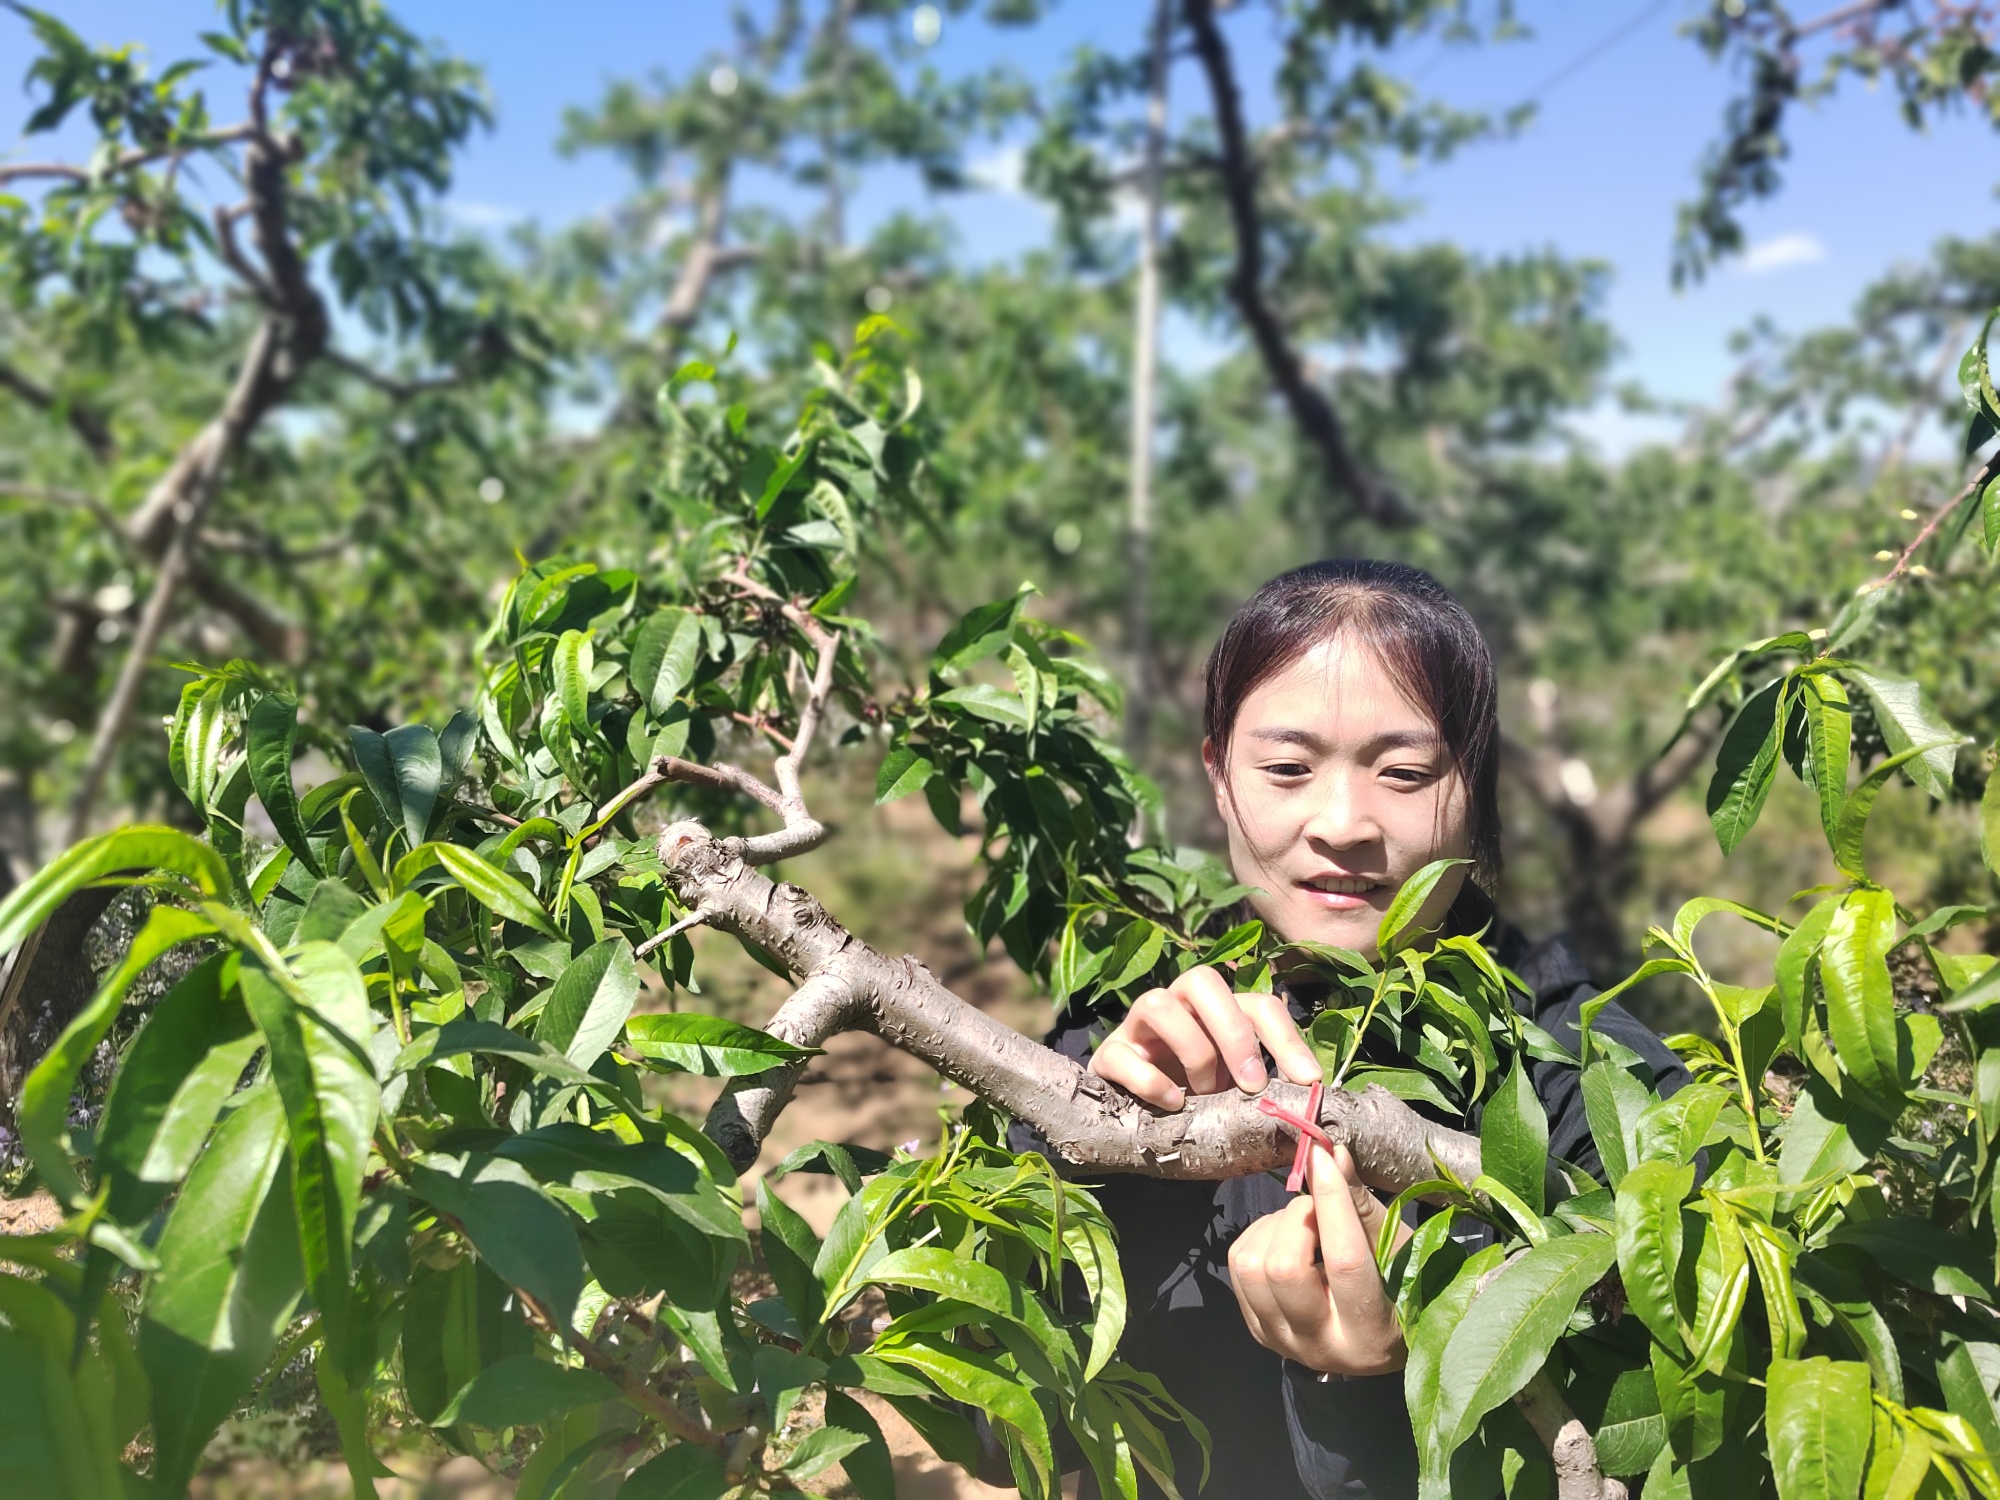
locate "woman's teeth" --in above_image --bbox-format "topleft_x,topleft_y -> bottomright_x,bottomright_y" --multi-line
1306,876 -> 1376,894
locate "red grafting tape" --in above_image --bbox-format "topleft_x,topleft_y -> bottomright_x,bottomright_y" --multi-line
1257,1080 -> 1331,1192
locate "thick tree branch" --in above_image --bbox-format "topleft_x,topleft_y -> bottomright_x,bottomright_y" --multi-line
0,359 -> 115,462
1514,1372 -> 1627,1500
661,176 -> 757,337
1181,0 -> 1415,529
663,821 -> 1481,1189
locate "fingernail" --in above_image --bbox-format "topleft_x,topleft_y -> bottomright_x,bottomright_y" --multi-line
1164,1084 -> 1185,1110
1239,1057 -> 1268,1092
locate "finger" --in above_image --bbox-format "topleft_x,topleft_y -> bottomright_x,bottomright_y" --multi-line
1236,989 -> 1322,1087
1124,988 -> 1225,1094
1309,1144 -> 1392,1313
1263,1195 -> 1340,1336
1175,966 -> 1269,1092
1228,1211 -> 1295,1343
1088,1034 -> 1187,1111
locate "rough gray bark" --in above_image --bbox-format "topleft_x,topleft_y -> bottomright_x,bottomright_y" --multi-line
666,819 -> 1479,1189
1516,1372 -> 1629,1500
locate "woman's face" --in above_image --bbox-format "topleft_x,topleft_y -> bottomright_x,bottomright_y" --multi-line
1206,634 -> 1473,956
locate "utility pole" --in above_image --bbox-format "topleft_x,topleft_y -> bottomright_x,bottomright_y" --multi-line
1125,0 -> 1171,771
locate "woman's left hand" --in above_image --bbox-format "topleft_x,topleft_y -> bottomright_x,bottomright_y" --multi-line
1226,1141 -> 1412,1377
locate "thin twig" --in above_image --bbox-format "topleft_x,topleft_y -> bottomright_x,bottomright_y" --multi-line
513,1290 -> 727,1451
323,349 -> 465,399
0,124 -> 258,188
1867,446 -> 2000,591
635,906 -> 710,960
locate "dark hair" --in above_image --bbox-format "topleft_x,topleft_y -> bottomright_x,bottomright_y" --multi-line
1202,559 -> 1501,884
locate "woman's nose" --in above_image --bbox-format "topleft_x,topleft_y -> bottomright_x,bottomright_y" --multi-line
1302,770 -> 1381,850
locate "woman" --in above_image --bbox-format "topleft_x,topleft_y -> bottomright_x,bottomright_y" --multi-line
1030,560 -> 1688,1499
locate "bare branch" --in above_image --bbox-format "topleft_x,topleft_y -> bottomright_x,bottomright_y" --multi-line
1514,1372 -> 1628,1500
0,124 -> 258,189
0,360 -> 116,462
212,202 -> 279,306
660,177 -> 758,336
662,820 -> 1484,1189
1181,0 -> 1416,529
1869,445 -> 2000,591
512,1290 -> 727,1452
0,480 -> 123,537
323,349 -> 466,400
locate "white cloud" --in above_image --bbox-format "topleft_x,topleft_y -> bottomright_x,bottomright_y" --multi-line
967,143 -> 1027,195
444,199 -> 524,229
1735,232 -> 1826,275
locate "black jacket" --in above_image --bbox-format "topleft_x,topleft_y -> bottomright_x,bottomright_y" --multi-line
1011,908 -> 1690,1500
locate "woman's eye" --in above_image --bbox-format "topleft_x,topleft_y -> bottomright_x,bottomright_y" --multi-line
1382,766 -> 1436,787
1262,761 -> 1311,779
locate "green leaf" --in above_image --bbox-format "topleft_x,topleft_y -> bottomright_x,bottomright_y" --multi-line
1802,675 -> 1851,844
1706,677 -> 1784,854
1633,1083 -> 1730,1166
758,1179 -> 826,1330
1093,919 -> 1167,998
1777,896 -> 1840,1061
1833,740 -> 1964,880
1616,1159 -> 1694,1357
554,629 -> 595,737
865,1246 -> 1077,1384
874,745 -> 935,803
871,1333 -> 1054,1491
492,1122 -> 745,1256
96,956 -> 261,1224
1579,1060 -> 1652,1188
1848,670 -> 1961,800
935,682 -> 1030,730
619,1442 -> 731,1500
1377,858 -> 1469,956
410,1152 -> 587,1328
239,943 -> 379,1382
1424,1233 -> 1618,1489
822,1390 -> 895,1500
1765,1357 -> 1871,1500
247,694 -> 321,876
1826,1218 -> 1993,1301
1684,1204 -> 1750,1376
406,841 -> 564,940
351,723 -> 444,851
1348,1066 -> 1457,1114
779,1423 -> 870,1480
1406,1244 -> 1504,1493
18,903 -> 215,1207
0,826 -> 229,955
1936,1339 -> 2000,1458
433,1355 -> 615,1429
931,584 -> 1035,675
140,1084 -> 304,1498
1820,888 -> 1902,1113
755,1343 -> 826,1430
535,938 -> 638,1069
626,1013 -> 822,1075
1479,1057 -> 1547,1216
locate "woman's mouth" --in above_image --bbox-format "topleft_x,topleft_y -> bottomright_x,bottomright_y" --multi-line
1298,874 -> 1383,909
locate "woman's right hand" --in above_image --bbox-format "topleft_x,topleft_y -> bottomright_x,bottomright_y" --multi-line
1088,964 -> 1321,1110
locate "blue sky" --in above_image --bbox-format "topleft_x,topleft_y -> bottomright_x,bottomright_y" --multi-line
14,2 -> 1999,430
